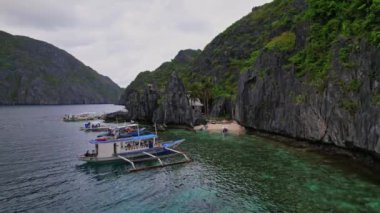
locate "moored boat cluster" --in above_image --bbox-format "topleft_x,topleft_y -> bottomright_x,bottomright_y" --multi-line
64,112 -> 191,172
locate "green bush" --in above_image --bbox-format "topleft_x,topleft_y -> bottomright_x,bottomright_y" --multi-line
339,79 -> 362,93
231,50 -> 261,74
338,47 -> 350,63
372,94 -> 380,105
340,99 -> 359,114
265,32 -> 296,51
348,80 -> 362,92
294,94 -> 306,104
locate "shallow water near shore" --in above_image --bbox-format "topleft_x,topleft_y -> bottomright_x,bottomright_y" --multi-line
0,105 -> 380,212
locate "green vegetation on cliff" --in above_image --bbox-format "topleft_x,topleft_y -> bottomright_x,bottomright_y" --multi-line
233,0 -> 380,154
124,0 -> 303,105
124,49 -> 201,93
122,0 -> 380,155
265,32 -> 296,51
191,0 -> 380,92
289,0 -> 380,87
123,0 -> 380,114
190,0 -> 303,99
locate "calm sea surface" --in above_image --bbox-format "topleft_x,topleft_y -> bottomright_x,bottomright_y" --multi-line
0,105 -> 380,212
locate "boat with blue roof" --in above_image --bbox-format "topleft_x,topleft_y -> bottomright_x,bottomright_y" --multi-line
79,124 -> 190,171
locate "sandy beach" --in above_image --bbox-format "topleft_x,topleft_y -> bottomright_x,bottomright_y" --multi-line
194,120 -> 246,135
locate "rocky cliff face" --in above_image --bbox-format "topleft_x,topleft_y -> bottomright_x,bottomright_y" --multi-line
121,0 -> 380,155
236,39 -> 380,154
0,31 -> 121,104
119,49 -> 203,126
152,73 -> 194,126
234,0 -> 380,154
121,72 -> 203,126
123,85 -> 159,122
119,49 -> 201,104
179,0 -> 380,154
192,0 -> 306,85
210,97 -> 233,118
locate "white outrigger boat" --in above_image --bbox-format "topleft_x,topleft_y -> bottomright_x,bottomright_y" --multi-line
63,112 -> 104,122
79,122 -> 112,132
79,124 -> 191,172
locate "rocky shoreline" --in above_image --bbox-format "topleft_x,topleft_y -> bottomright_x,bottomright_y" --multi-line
248,128 -> 380,175
102,106 -> 380,172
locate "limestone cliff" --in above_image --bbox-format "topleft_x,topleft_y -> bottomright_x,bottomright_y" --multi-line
119,72 -> 202,126
152,73 -> 194,126
236,39 -> 380,154
121,0 -> 380,155
232,0 -> 380,154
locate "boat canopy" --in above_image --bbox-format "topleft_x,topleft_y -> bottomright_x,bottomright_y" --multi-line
115,124 -> 140,129
126,124 -> 139,127
89,134 -> 158,144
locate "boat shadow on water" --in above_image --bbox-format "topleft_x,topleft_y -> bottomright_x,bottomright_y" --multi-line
76,162 -> 131,180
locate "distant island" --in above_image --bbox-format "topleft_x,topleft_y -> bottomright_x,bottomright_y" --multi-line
0,30 -> 122,105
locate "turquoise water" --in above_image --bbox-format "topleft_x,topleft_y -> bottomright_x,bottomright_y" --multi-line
0,105 -> 379,212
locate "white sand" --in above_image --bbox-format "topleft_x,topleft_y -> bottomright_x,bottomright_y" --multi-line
194,120 -> 246,135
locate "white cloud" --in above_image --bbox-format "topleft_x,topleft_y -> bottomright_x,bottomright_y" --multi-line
0,0 -> 271,87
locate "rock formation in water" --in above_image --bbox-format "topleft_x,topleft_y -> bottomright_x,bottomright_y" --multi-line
123,84 -> 159,122
103,110 -> 129,123
119,49 -> 204,126
118,72 -> 203,126
152,73 -> 194,126
121,0 -> 380,154
0,31 -> 121,104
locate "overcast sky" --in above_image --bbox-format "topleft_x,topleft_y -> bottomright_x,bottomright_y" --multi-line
0,0 -> 271,87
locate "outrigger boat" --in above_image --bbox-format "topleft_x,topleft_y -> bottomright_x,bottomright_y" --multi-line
63,112 -> 104,122
79,124 -> 191,172
95,124 -> 147,139
80,122 -> 112,132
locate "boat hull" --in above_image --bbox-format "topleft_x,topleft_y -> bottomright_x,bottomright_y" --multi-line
80,127 -> 110,132
79,139 -> 184,163
64,117 -> 97,122
79,147 -> 170,162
